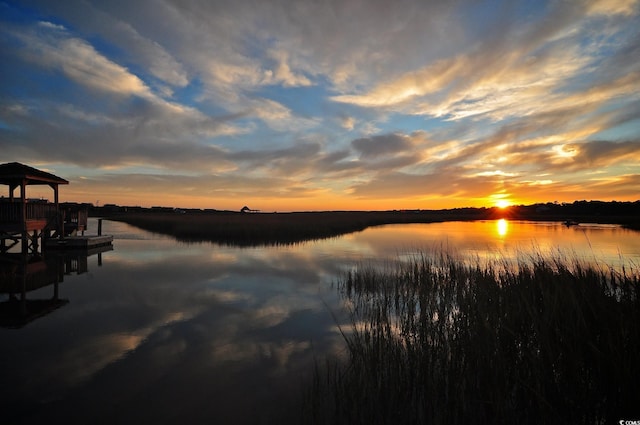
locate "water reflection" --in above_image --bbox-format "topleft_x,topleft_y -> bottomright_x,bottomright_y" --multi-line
1,220 -> 350,424
347,220 -> 640,269
497,218 -> 508,237
0,246 -> 111,329
0,218 -> 638,424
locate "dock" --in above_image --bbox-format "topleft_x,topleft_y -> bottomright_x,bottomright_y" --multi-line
45,235 -> 114,250
1,163 -> 113,254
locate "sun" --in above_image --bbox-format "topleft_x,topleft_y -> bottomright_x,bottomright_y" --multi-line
496,199 -> 511,209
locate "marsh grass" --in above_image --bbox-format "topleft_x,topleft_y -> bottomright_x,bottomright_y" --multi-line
107,211 -> 461,246
305,251 -> 639,424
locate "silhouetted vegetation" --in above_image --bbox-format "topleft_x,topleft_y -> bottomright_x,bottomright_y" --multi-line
305,252 -> 640,424
503,200 -> 640,229
102,200 -> 639,246
105,210 -> 480,246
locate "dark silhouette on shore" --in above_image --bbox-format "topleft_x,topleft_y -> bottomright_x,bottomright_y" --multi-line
94,200 -> 640,246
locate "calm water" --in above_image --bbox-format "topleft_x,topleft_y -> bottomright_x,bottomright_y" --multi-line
1,219 -> 638,424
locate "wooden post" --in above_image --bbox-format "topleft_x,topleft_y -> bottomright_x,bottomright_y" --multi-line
51,183 -> 61,238
19,180 -> 26,254
20,179 -> 26,226
59,209 -> 65,239
98,218 -> 103,236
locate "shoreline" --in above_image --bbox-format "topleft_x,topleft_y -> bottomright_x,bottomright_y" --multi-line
103,207 -> 640,246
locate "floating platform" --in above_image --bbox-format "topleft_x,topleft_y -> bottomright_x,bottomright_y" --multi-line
45,235 -> 113,250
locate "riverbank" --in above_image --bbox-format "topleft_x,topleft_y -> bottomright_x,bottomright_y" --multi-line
104,201 -> 639,246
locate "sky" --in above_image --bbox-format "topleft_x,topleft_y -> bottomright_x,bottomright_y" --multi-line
1,0 -> 639,211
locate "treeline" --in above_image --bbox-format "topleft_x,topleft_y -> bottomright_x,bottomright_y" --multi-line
512,199 -> 639,215
503,200 -> 640,228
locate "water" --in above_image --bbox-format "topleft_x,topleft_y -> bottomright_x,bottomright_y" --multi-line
354,220 -> 640,269
1,219 -> 638,424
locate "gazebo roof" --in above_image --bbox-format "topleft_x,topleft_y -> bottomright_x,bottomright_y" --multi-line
0,162 -> 69,186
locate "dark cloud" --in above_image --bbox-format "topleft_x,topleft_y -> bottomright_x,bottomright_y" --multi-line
503,139 -> 640,174
0,97 -> 239,170
574,140 -> 640,165
351,133 -> 415,159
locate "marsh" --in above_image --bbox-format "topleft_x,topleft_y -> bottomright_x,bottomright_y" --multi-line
1,218 -> 638,424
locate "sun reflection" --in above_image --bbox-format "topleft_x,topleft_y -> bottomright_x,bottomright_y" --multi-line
497,219 -> 508,237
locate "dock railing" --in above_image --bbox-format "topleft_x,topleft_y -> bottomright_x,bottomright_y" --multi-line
0,202 -> 59,224
1,201 -> 88,235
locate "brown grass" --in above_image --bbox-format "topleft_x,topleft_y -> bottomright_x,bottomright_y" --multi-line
106,210 -> 488,246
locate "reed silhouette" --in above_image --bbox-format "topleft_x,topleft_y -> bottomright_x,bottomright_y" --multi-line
305,251 -> 640,424
107,211 -> 472,246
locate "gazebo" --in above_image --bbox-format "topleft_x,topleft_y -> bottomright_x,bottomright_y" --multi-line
0,162 -> 85,253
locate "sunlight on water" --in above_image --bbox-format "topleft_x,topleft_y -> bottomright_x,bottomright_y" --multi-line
497,218 -> 508,237
347,220 -> 640,271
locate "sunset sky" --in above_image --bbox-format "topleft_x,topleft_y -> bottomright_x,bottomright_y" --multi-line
1,0 -> 639,211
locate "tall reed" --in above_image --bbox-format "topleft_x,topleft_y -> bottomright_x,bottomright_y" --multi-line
305,251 -> 639,424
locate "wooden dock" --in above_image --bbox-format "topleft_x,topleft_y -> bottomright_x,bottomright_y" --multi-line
45,235 -> 114,250
1,162 -> 95,254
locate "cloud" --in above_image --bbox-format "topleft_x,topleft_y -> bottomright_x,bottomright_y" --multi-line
331,31 -> 589,123
244,98 -> 319,131
10,23 -> 152,97
330,0 -> 640,126
589,173 -> 640,195
0,96 -> 244,169
1,0 -> 639,209
339,116 -> 356,131
139,0 -> 464,97
352,133 -> 416,159
17,0 -> 189,89
348,169 -> 507,201
98,20 -> 189,89
264,48 -> 312,88
587,0 -> 639,16
567,140 -> 640,167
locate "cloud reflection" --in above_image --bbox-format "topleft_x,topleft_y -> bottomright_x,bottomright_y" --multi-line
2,219 -> 639,424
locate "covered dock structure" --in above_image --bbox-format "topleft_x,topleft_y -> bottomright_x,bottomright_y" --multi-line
0,162 -> 88,254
